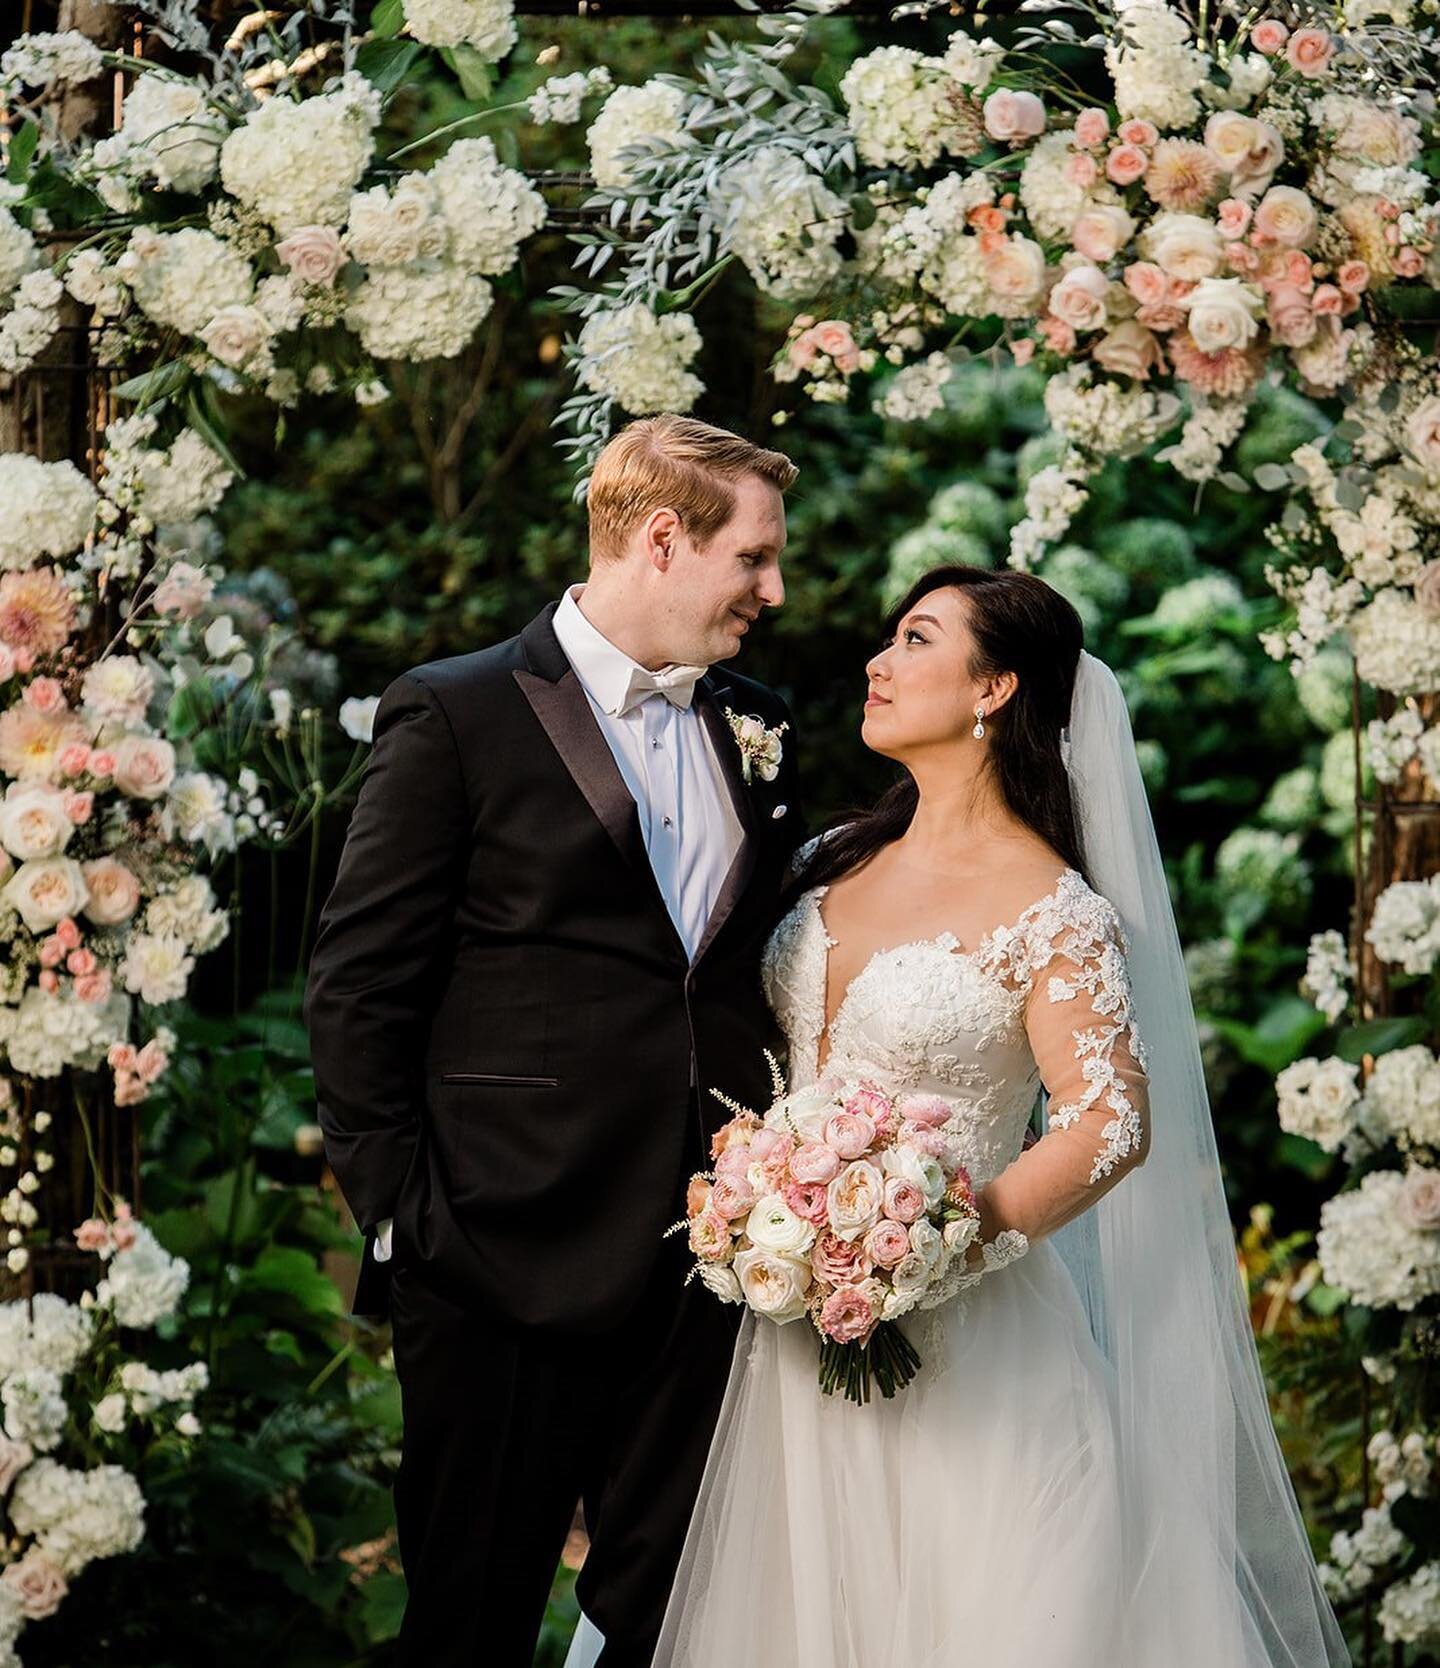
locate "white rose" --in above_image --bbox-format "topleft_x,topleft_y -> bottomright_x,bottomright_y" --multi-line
1141,213 -> 1224,279
768,1084 -> 835,1144
121,932 -> 194,1005
733,1247 -> 811,1323
1406,397 -> 1440,472
826,1158 -> 886,1242
93,1392 -> 127,1433
1071,203 -> 1136,264
1253,185 -> 1317,248
111,734 -> 176,800
0,786 -> 74,862
1,857 -> 88,933
198,304 -> 271,370
882,1144 -> 947,1209
697,1263 -> 743,1305
982,88 -> 1047,142
908,1217 -> 943,1270
1184,277 -> 1264,352
1049,264 -> 1110,332
890,1250 -> 934,1299
1204,112 -> 1285,193
744,1192 -> 817,1257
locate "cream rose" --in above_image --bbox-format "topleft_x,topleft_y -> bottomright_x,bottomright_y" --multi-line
81,857 -> 142,926
826,1158 -> 885,1243
1184,277 -> 1264,353
1140,213 -> 1224,280
1405,396 -> 1440,472
984,235 -> 1047,303
111,734 -> 176,800
1049,264 -> 1110,331
2,856 -> 89,933
733,1247 -> 811,1323
1,1548 -> 66,1620
1252,185 -> 1316,248
0,786 -> 75,862
199,304 -> 271,370
1204,112 -> 1284,194
275,224 -> 346,287
1267,284 -> 1318,348
1071,204 -> 1136,264
1400,1167 -> 1440,1231
1091,320 -> 1166,380
982,89 -> 1046,142
744,1192 -> 817,1257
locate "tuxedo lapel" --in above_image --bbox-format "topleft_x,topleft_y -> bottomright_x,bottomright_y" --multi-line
690,675 -> 760,967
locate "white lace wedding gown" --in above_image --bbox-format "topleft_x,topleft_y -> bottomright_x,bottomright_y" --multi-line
633,865 -> 1151,1668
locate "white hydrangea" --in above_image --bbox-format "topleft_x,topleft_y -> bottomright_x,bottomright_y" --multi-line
117,1359 -> 208,1414
0,31 -> 104,95
9,1458 -> 145,1577
875,352 -> 953,421
0,269 -> 63,374
0,455 -> 97,572
0,988 -> 131,1080
62,248 -> 128,318
219,71 -> 380,235
1019,130 -> 1096,243
345,263 -> 494,361
528,67 -> 613,126
403,0 -> 516,59
839,45 -> 983,169
1275,1055 -> 1362,1153
1153,571 -> 1245,632
1105,1 -> 1210,131
345,174 -> 447,269
1366,876 -> 1440,977
429,137 -> 547,275
1301,929 -> 1353,1024
1326,1502 -> 1407,1599
1348,587 -> 1440,696
1364,1045 -> 1440,1148
145,876 -> 229,953
576,304 -> 703,414
587,79 -> 689,191
1044,364 -> 1183,459
99,417 -> 235,526
1366,707 -> 1425,784
1380,1560 -> 1440,1648
1,1369 -> 66,1453
0,1294 -> 93,1379
93,1224 -> 189,1329
708,146 -> 846,301
117,226 -> 254,337
0,208 -> 41,304
120,933 -> 195,1006
1263,563 -> 1367,674
107,72 -> 227,194
1330,492 -> 1421,588
1318,1169 -> 1440,1310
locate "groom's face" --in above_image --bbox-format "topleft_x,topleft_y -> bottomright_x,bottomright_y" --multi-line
660,472 -> 787,665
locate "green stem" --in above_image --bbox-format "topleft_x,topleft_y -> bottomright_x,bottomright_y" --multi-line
385,99 -> 534,162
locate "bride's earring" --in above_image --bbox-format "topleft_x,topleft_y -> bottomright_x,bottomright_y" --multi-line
972,704 -> 986,741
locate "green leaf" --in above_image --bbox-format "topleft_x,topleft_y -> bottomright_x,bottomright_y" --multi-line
264,1328 -> 306,1365
440,44 -> 495,102
184,381 -> 246,479
6,120 -> 39,185
1252,462 -> 1291,493
356,37 -> 423,94
371,0 -> 405,33
359,1570 -> 409,1643
111,359 -> 192,405
239,1246 -> 345,1317
1333,1015 -> 1429,1063
1275,1131 -> 1336,1180
1210,997 -> 1328,1076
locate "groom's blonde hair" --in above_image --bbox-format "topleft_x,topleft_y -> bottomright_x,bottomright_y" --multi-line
587,414 -> 798,562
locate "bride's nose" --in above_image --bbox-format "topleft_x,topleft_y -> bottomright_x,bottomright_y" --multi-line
865,647 -> 891,681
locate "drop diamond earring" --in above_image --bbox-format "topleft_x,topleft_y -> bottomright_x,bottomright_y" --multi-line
973,704 -> 986,741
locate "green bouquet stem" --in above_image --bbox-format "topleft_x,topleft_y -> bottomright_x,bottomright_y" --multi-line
817,1320 -> 923,1406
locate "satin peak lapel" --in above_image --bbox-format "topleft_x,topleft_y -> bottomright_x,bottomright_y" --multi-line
691,677 -> 761,966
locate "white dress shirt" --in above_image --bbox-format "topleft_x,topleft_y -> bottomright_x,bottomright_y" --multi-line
372,585 -> 745,1263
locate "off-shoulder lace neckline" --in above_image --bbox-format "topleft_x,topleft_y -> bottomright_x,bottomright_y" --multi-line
812,866 -> 1085,1074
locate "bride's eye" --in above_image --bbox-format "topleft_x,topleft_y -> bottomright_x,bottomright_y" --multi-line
903,627 -> 927,645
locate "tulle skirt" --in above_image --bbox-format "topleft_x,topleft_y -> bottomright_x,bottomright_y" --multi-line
565,1241 -> 1128,1668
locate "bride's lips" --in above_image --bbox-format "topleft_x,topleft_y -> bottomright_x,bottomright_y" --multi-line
865,693 -> 889,709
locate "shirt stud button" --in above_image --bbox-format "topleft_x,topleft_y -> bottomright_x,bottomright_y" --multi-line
663,816 -> 674,828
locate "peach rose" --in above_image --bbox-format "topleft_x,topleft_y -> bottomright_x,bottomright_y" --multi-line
1065,152 -> 1099,189
1217,198 -> 1252,239
1141,213 -> 1224,280
862,1219 -> 911,1269
809,319 -> 861,374
811,1229 -> 872,1287
826,1158 -> 885,1242
74,1218 -> 110,1252
1286,27 -> 1334,78
710,1175 -> 756,1221
1092,319 -> 1166,380
1106,144 -> 1148,186
688,1210 -> 733,1261
1072,204 -> 1136,264
1074,107 -> 1109,149
983,88 -> 1046,142
275,224 -> 345,287
1311,283 -> 1342,315
74,968 -> 112,1004
1049,264 -> 1110,331
1253,185 -> 1317,248
790,1141 -> 841,1185
1267,283 -> 1318,347
984,234 -> 1048,302
1123,261 -> 1169,307
111,734 -> 176,800
1038,314 -> 1077,355
1337,260 -> 1370,294
22,678 -> 65,714
1251,18 -> 1288,52
1,856 -> 88,934
686,1176 -> 712,1219
81,856 -> 142,926
1117,119 -> 1158,148
819,1282 -> 878,1345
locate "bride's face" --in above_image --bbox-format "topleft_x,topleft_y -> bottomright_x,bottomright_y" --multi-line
862,587 -> 1012,759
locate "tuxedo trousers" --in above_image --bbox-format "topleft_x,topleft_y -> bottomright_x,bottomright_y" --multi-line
388,1119 -> 739,1668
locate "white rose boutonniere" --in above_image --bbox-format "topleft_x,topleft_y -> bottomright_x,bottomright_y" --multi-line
725,708 -> 788,785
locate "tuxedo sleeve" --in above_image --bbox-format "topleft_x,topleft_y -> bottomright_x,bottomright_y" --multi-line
304,672 -> 470,1233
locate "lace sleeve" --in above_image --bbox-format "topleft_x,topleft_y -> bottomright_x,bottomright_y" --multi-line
977,887 -> 1151,1248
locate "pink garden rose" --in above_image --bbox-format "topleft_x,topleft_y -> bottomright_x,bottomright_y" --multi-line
62,790 -> 92,823
882,1176 -> 926,1225
1117,119 -> 1158,148
111,734 -> 176,800
714,1144 -> 752,1183
863,1219 -> 912,1269
1049,264 -> 1109,332
897,1093 -> 952,1129
1286,27 -> 1334,78
74,968 -> 112,1004
275,224 -> 346,287
1038,315 -> 1077,355
1311,284 -> 1342,315
2,1549 -> 67,1620
783,1180 -> 830,1226
808,320 -> 861,374
710,1175 -> 756,1221
1337,260 -> 1370,294
1217,198 -> 1253,239
81,857 -> 141,926
1065,152 -> 1099,189
22,678 -> 65,714
1251,18 -> 1288,53
1106,144 -> 1148,186
811,1229 -> 872,1286
1267,284 -> 1318,347
790,1141 -> 841,1185
1123,261 -> 1169,308
688,1210 -> 733,1261
1395,247 -> 1425,278
57,743 -> 89,777
983,88 -> 1046,142
1253,185 -> 1317,248
749,1126 -> 789,1163
1074,107 -> 1109,148
824,1110 -> 876,1160
819,1283 -> 879,1345
1072,204 -> 1136,264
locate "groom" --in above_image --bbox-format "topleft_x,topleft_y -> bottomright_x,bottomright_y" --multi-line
304,414 -> 804,1667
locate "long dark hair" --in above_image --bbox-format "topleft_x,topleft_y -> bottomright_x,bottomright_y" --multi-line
795,565 -> 1088,899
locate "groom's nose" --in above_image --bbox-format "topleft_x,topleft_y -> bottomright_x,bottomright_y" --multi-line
756,561 -> 785,609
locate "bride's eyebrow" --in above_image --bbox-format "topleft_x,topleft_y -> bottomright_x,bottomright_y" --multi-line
906,614 -> 944,632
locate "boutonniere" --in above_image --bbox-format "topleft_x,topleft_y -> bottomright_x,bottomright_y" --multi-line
724,708 -> 788,785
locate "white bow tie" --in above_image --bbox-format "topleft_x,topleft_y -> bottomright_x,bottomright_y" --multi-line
616,663 -> 707,716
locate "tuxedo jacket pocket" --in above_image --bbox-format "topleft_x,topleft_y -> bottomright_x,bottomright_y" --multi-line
438,1072 -> 559,1088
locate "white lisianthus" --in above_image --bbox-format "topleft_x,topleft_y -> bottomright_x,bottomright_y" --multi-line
744,1193 -> 817,1257
339,696 -> 379,743
121,933 -> 195,1006
1,857 -> 88,933
80,657 -> 154,728
164,773 -> 236,855
1183,277 -> 1263,352
587,79 -> 689,190
0,787 -> 74,863
145,876 -> 229,954
732,1247 -> 810,1323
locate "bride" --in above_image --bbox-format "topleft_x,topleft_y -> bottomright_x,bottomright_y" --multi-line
568,564 -> 1350,1667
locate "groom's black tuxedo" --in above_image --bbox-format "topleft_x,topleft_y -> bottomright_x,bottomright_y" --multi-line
304,599 -> 803,1667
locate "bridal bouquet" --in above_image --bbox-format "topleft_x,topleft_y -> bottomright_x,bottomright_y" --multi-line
682,1070 -> 1025,1403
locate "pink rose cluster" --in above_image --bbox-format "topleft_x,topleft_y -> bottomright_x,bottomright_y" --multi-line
686,1077 -> 981,1358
